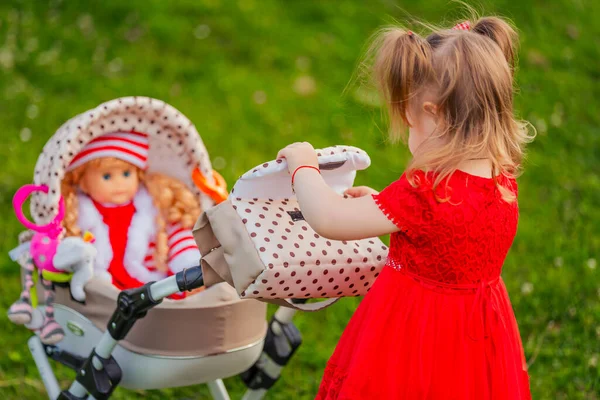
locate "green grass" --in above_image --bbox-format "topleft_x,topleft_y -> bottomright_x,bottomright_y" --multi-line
0,0 -> 599,398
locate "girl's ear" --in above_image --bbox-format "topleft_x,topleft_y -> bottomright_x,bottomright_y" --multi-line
423,101 -> 438,117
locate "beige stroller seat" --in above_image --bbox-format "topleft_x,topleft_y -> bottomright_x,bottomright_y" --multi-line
51,281 -> 266,389
12,97 -> 303,400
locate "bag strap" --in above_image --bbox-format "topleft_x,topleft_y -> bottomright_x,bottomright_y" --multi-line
263,297 -> 339,312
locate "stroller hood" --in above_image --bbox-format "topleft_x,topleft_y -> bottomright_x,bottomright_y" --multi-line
30,96 -> 218,225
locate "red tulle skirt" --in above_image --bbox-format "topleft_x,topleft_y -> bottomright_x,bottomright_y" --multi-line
316,266 -> 531,399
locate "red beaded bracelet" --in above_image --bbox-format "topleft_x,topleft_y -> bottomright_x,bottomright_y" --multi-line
291,165 -> 321,191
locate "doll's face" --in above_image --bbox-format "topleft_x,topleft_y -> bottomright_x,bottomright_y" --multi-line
79,159 -> 140,205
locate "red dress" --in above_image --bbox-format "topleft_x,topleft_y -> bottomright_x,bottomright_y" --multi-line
316,170 -> 531,399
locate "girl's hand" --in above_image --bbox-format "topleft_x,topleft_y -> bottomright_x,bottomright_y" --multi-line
277,142 -> 318,173
344,186 -> 379,198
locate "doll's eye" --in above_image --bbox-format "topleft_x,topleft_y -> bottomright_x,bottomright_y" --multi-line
103,173 -> 111,180
123,170 -> 131,177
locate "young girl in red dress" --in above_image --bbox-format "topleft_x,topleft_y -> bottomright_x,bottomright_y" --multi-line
278,15 -> 534,400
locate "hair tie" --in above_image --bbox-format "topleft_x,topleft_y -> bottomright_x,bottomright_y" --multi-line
452,21 -> 471,31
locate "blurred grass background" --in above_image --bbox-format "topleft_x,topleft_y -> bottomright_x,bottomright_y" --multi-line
0,0 -> 598,398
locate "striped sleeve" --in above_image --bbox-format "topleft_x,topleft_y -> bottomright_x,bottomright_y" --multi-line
144,242 -> 157,271
167,223 -> 200,274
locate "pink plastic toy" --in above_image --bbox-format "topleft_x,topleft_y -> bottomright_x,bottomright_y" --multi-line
13,184 -> 65,273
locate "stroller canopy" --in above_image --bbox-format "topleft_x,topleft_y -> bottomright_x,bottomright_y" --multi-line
30,96 -> 218,225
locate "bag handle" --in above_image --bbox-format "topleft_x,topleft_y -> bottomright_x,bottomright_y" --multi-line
264,297 -> 339,311
237,146 -> 370,182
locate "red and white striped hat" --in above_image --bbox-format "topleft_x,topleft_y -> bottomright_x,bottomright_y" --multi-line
67,131 -> 150,171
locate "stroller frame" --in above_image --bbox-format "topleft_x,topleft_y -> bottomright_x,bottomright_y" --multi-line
28,266 -> 305,400
12,96 -> 309,399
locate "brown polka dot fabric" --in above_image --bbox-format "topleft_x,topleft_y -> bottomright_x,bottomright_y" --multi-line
228,147 -> 389,300
29,96 -> 216,225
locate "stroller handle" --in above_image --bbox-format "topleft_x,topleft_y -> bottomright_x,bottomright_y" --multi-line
149,265 -> 204,301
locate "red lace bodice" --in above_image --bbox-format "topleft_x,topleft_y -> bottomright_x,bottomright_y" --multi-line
373,170 -> 518,285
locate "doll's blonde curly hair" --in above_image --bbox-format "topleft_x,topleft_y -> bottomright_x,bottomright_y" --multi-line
61,157 -> 201,272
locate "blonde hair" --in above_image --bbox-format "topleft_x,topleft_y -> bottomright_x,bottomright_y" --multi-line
368,14 -> 535,201
61,157 -> 201,272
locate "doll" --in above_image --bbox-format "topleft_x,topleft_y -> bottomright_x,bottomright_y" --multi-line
60,131 -> 202,293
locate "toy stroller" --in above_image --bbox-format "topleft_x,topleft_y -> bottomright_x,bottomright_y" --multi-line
8,97 -> 307,400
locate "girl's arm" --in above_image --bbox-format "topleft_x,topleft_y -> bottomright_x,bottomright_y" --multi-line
278,143 -> 400,241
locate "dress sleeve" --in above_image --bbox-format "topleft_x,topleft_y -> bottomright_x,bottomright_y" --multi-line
371,173 -> 431,234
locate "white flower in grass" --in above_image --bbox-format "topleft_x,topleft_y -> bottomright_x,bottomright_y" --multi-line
534,118 -> 547,134
562,47 -> 574,61
20,128 -> 32,142
27,104 -> 39,119
253,91 -> 267,105
37,47 -> 61,66
586,258 -> 596,270
194,25 -> 211,40
521,282 -> 534,295
0,47 -> 14,70
293,76 -> 316,96
589,354 -> 598,368
77,14 -> 95,38
212,157 -> 226,170
554,257 -> 563,267
32,90 -> 43,103
108,58 -> 123,74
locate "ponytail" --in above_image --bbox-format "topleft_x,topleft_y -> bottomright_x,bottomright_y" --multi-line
371,28 -> 433,141
472,17 -> 518,71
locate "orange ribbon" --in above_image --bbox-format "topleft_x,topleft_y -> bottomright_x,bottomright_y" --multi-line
191,167 -> 228,204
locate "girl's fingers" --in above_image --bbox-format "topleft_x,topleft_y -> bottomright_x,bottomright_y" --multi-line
277,147 -> 291,160
343,188 -> 361,197
344,186 -> 378,198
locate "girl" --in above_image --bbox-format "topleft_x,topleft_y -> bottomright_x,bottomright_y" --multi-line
61,131 -> 201,294
278,16 -> 533,399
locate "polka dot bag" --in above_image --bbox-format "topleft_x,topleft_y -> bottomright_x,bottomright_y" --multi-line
193,146 -> 389,311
